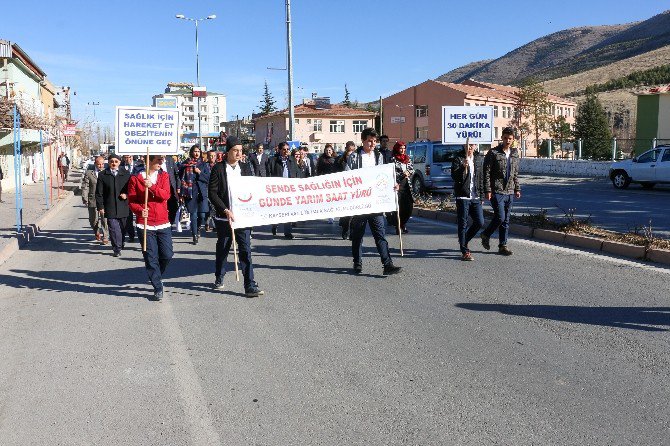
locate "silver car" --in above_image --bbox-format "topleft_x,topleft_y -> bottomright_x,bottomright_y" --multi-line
609,145 -> 670,189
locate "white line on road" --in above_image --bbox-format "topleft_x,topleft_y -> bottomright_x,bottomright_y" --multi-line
158,298 -> 222,446
413,217 -> 670,275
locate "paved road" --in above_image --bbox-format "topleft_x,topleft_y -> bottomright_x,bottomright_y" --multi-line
514,175 -> 670,239
1,200 -> 668,445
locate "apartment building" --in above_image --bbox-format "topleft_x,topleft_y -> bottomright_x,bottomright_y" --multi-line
152,82 -> 227,150
254,98 -> 376,153
382,79 -> 576,156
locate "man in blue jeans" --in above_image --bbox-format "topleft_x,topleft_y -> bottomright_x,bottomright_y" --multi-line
346,128 -> 402,275
481,127 -> 521,256
451,143 -> 485,261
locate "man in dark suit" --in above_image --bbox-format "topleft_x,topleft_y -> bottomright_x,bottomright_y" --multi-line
268,142 -> 299,239
81,156 -> 108,243
95,154 -> 131,257
208,136 -> 264,297
249,143 -> 268,177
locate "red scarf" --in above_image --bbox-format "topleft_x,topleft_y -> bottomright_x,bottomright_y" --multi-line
393,141 -> 410,164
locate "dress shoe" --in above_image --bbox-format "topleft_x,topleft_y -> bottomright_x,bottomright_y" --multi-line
245,287 -> 265,298
382,264 -> 402,275
481,234 -> 491,250
284,234 -> 294,240
498,245 -> 513,256
353,263 -> 363,274
113,251 -> 121,257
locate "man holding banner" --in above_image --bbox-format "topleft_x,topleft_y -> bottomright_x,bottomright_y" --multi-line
346,128 -> 402,275
208,136 -> 264,297
128,155 -> 173,301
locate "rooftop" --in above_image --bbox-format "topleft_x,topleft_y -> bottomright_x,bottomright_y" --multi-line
258,104 -> 376,119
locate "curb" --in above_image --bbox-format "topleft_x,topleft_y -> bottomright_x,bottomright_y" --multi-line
412,207 -> 670,267
0,190 -> 76,267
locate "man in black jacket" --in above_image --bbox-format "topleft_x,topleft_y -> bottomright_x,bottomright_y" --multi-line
451,143 -> 485,261
268,142 -> 299,239
481,127 -> 521,256
95,154 -> 130,257
208,136 -> 264,297
249,143 -> 268,177
346,128 -> 401,275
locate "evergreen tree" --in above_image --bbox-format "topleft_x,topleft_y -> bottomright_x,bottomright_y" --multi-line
549,115 -> 573,157
343,84 -> 351,107
514,78 -> 551,150
574,93 -> 612,160
259,81 -> 277,115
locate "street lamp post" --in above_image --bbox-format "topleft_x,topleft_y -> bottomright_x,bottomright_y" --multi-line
176,13 -> 216,150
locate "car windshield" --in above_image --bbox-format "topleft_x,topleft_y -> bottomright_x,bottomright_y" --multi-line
432,144 -> 462,163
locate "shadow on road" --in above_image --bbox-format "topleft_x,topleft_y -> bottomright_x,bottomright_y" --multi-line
455,303 -> 670,332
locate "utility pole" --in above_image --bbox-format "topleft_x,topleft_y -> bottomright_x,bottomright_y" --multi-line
286,0 -> 294,141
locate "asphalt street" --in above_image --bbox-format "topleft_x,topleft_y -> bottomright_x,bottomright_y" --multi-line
513,175 -> 670,239
0,198 -> 668,445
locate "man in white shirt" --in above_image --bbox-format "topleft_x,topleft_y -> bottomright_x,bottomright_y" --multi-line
346,128 -> 402,275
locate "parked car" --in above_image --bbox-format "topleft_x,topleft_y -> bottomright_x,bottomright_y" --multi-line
609,145 -> 670,189
406,141 -> 486,194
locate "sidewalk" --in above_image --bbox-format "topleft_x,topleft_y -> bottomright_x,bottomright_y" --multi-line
0,169 -> 82,265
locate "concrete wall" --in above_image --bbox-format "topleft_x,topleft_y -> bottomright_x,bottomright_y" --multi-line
519,158 -> 613,178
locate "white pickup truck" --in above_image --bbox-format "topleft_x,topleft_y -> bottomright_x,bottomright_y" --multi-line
609,145 -> 670,189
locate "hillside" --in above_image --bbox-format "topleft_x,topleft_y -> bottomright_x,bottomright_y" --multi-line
542,45 -> 670,96
436,10 -> 670,86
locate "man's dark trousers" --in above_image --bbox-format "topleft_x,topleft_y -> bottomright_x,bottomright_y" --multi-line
350,214 -> 392,267
142,227 -> 173,292
107,218 -> 126,254
125,214 -> 136,240
482,193 -> 514,247
456,199 -> 484,254
215,220 -> 255,290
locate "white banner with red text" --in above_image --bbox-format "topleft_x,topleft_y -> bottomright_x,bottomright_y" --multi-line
227,164 -> 397,228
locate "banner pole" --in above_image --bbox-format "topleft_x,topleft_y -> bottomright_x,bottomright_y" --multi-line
395,189 -> 404,257
143,147 -> 149,252
227,188 -> 240,282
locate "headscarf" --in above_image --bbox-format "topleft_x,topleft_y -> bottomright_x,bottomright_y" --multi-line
393,141 -> 410,164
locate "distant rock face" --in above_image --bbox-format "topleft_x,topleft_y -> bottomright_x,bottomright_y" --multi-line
435,10 -> 670,86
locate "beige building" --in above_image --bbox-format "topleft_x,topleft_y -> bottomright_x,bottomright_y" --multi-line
382,79 -> 576,156
254,101 -> 377,153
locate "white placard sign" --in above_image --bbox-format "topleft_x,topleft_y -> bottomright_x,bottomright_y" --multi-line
227,164 -> 397,229
441,106 -> 494,144
115,106 -> 181,155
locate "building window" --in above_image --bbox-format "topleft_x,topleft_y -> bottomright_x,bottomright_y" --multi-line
214,97 -> 218,104
213,106 -> 219,113
502,107 -> 507,119
494,127 -> 499,139
294,118 -> 300,124
352,120 -> 368,133
329,120 -> 345,133
313,119 -> 322,132
494,106 -> 499,117
307,119 -> 311,124
465,102 -> 471,106
416,126 -> 429,140
214,116 -> 219,124
201,106 -> 207,113
415,106 -> 428,117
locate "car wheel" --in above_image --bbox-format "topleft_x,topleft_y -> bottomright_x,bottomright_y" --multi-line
411,176 -> 425,195
611,171 -> 631,189
640,182 -> 656,189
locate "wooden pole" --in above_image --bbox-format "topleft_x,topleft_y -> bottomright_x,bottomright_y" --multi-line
395,189 -> 404,257
142,147 -> 149,252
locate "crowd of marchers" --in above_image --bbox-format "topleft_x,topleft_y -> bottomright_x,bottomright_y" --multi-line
80,127 -> 520,301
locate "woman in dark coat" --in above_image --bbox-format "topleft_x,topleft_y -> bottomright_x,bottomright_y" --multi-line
179,145 -> 208,244
390,141 -> 414,234
316,144 -> 337,175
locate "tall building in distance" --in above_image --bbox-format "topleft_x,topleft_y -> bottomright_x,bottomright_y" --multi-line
152,82 -> 227,151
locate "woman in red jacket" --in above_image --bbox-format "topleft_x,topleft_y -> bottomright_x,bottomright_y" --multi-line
128,154 -> 173,301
